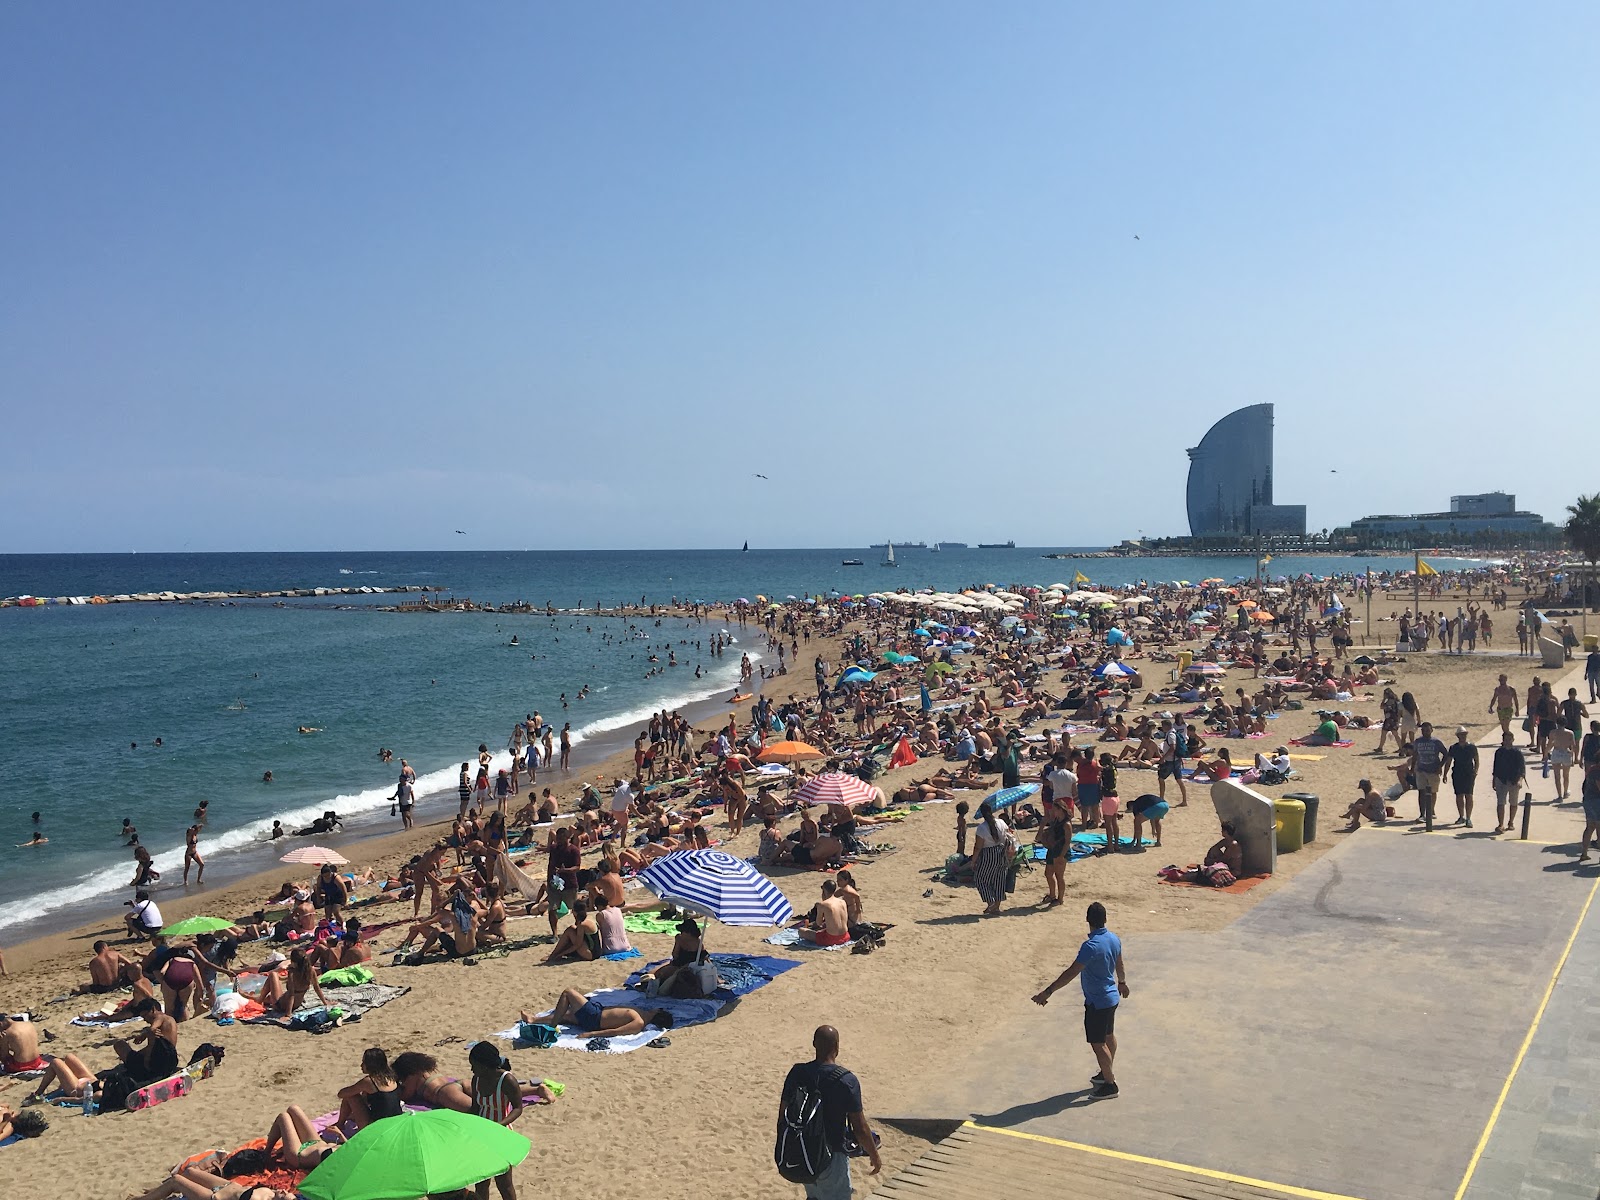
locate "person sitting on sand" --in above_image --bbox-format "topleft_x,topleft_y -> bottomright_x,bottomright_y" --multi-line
259,947 -> 329,1016
545,900 -> 601,964
1190,747 -> 1234,782
0,1013 -> 45,1076
111,998 -> 179,1084
1298,715 -> 1343,746
1339,780 -> 1388,831
393,1051 -> 473,1111
311,917 -> 372,974
335,1046 -> 403,1131
525,991 -> 678,1040
799,880 -> 852,946
594,894 -> 631,956
1190,821 -> 1243,885
637,917 -> 705,996
76,940 -> 141,994
1115,730 -> 1161,764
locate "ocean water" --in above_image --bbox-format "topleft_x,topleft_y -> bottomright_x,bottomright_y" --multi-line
0,547 -> 1485,939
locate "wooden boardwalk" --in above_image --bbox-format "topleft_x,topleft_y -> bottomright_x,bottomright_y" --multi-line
874,1123 -> 1367,1200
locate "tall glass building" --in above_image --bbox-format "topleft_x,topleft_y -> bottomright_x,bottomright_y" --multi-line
1185,404 -> 1306,538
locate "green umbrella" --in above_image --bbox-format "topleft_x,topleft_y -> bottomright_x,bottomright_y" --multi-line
924,661 -> 955,675
160,915 -> 236,937
298,1110 -> 530,1200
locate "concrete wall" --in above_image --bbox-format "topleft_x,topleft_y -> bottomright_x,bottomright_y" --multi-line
1210,779 -> 1278,875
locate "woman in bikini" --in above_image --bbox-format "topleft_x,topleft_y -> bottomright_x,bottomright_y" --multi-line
264,1103 -> 344,1169
260,947 -> 328,1016
393,1051 -> 473,1112
335,1046 -> 403,1131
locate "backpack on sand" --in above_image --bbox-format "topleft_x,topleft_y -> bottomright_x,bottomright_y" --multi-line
775,1064 -> 838,1184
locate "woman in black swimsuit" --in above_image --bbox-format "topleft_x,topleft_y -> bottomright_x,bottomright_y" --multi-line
336,1047 -> 403,1130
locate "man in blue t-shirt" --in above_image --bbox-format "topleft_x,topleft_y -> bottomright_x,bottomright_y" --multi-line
1032,901 -> 1129,1098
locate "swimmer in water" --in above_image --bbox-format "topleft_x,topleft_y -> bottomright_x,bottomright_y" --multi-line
297,726 -> 323,735
262,771 -> 274,783
18,832 -> 48,848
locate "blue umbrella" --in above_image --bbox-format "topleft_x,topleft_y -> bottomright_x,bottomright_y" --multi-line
841,667 -> 877,683
910,628 -> 932,638
920,683 -> 932,712
985,783 -> 1041,811
639,849 -> 794,926
1106,629 -> 1132,646
1093,661 -> 1136,678
925,621 -> 950,631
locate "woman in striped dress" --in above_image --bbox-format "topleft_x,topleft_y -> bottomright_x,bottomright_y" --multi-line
972,801 -> 1012,916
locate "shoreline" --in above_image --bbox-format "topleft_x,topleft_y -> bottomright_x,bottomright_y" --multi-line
0,622 -> 813,972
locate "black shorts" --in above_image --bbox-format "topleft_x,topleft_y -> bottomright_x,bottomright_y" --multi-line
1084,1002 -> 1117,1045
1158,761 -> 1179,780
791,845 -> 814,866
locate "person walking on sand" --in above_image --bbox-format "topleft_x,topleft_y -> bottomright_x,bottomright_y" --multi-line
1032,901 -> 1129,1099
777,1025 -> 882,1198
1489,675 -> 1519,738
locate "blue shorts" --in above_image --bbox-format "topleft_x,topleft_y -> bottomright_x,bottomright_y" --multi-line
571,998 -> 605,1032
1130,796 -> 1169,819
1078,783 -> 1102,807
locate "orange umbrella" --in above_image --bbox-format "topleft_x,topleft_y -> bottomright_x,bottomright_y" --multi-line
1250,610 -> 1276,622
1237,599 -> 1259,609
757,740 -> 825,765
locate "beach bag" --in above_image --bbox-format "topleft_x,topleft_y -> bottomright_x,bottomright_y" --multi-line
775,1064 -> 839,1184
517,1021 -> 560,1048
1173,729 -> 1189,759
96,1066 -> 135,1112
1258,768 -> 1287,786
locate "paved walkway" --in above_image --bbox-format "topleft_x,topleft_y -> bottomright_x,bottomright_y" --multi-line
886,828 -> 1600,1200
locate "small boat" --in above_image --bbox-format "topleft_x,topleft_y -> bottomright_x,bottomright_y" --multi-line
882,541 -> 897,568
841,559 -> 864,566
742,541 -> 749,552
509,635 -> 520,646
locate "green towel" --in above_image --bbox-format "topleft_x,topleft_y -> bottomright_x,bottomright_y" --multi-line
622,911 -> 682,936
318,964 -> 376,987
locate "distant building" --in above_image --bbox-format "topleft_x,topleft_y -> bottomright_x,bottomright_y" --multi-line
1184,403 -> 1306,539
1345,492 -> 1554,540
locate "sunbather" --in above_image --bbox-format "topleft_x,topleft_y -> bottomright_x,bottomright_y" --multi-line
523,991 -> 678,1040
23,1052 -> 98,1103
545,900 -> 601,964
129,1165 -> 292,1200
264,1103 -> 343,1169
335,1047 -> 403,1131
393,1051 -> 474,1111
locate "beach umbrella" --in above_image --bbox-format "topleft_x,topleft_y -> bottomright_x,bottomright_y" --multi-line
1129,615 -> 1154,626
1106,629 -> 1132,646
920,683 -> 932,712
1093,661 -> 1136,678
1187,613 -> 1211,624
299,1110 -> 529,1200
756,740 -> 824,766
1237,599 -> 1259,609
794,771 -> 879,809
954,626 -> 976,636
882,650 -> 915,664
1185,662 -> 1227,676
840,667 -> 877,684
924,661 -> 954,675
985,783 -> 1041,811
640,848 -> 794,926
280,846 -> 348,866
161,915 -> 236,937
1251,610 -> 1276,622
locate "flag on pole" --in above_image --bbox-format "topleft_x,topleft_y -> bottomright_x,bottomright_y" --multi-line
1073,571 -> 1091,584
1416,559 -> 1438,577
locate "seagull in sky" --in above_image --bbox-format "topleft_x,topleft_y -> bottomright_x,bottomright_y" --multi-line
1133,235 -> 1140,240
753,474 -> 768,480
454,530 -> 467,535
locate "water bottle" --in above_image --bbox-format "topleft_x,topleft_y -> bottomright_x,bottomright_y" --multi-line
82,1083 -> 96,1117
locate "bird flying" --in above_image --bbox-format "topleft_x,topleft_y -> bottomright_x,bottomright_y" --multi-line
753,474 -> 768,480
454,530 -> 467,535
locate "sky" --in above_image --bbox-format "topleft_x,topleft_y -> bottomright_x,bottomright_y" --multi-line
2,2 -> 1596,552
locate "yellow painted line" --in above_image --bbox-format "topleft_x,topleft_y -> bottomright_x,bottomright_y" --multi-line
1357,825 -> 1568,846
1452,873 -> 1600,1200
964,1122 -> 1368,1200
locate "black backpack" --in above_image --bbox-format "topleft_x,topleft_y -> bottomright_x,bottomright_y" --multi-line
775,1064 -> 838,1184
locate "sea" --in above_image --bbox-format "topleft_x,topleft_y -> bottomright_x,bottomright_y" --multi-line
0,547 -> 1493,942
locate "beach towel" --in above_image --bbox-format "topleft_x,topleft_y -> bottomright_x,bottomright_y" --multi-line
1289,738 -> 1353,748
495,988 -> 723,1054
70,1012 -> 140,1030
602,948 -> 642,961
1158,872 -> 1271,895
244,983 -> 409,1031
317,965 -> 376,987
763,928 -> 850,951
625,952 -> 802,998
622,911 -> 683,936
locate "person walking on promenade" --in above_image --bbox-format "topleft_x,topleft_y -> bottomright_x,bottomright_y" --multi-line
1032,901 -> 1129,1099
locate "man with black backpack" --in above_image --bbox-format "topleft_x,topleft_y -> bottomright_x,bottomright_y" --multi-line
776,1025 -> 881,1197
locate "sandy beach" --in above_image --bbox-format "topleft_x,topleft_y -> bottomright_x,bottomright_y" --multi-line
1,581 -> 1588,1200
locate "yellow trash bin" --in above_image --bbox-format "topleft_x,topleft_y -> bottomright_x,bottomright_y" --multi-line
1274,798 -> 1306,853
1178,650 -> 1193,675
1585,635 -> 1598,653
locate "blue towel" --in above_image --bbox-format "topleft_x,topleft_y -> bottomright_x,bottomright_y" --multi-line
603,948 -> 643,961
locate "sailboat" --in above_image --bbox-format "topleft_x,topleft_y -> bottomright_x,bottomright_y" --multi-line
882,541 -> 897,568
742,541 -> 748,552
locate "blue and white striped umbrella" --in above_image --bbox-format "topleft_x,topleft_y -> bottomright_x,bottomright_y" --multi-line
985,783 -> 1041,811
639,849 -> 794,927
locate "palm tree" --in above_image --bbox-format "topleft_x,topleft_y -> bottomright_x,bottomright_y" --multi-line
1564,494 -> 1600,632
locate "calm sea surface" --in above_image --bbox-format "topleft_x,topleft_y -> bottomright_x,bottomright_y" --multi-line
0,548 -> 1490,939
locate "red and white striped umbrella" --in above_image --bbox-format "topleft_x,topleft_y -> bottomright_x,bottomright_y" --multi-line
792,771 -> 878,809
279,845 -> 349,866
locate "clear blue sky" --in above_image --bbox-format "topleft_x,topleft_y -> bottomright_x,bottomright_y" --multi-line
3,3 -> 1595,551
